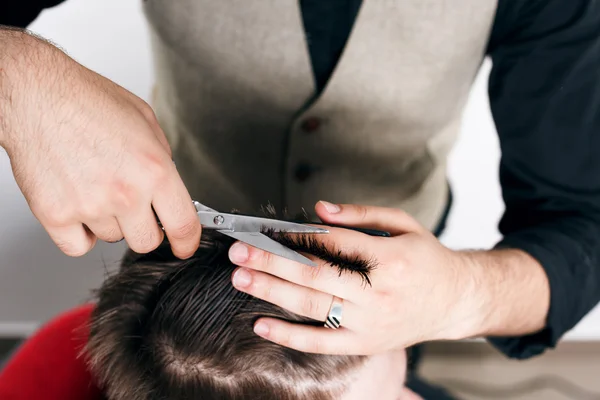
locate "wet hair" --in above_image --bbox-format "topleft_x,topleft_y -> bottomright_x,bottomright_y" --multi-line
85,225 -> 377,400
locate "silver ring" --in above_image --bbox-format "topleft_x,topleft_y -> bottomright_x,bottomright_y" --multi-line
325,296 -> 343,329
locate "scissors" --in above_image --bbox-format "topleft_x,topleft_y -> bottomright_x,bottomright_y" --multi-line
159,201 -> 390,267
192,201 -> 328,267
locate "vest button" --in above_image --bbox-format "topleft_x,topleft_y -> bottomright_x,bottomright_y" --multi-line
301,117 -> 321,133
294,163 -> 314,182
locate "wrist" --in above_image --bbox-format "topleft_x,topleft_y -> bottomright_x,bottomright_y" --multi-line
440,250 -> 491,341
451,248 -> 550,340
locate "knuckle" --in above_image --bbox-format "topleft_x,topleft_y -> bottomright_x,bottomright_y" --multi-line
144,156 -> 171,185
376,290 -> 397,314
307,337 -> 324,354
169,217 -> 199,241
301,295 -> 320,318
127,219 -> 161,253
139,102 -> 158,124
78,201 -> 103,220
251,247 -> 275,270
108,226 -> 124,241
300,264 -> 320,285
38,204 -> 73,227
392,256 -> 408,273
100,227 -> 123,242
44,212 -> 70,227
259,282 -> 274,302
132,231 -> 162,253
111,179 -> 139,211
355,205 -> 369,222
261,250 -> 276,269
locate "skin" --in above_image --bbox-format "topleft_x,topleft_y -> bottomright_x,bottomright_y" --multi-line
229,201 -> 551,355
0,29 -> 201,259
341,350 -> 422,400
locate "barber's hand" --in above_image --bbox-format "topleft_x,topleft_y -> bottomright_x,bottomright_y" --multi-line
0,31 -> 200,258
228,201 -> 485,355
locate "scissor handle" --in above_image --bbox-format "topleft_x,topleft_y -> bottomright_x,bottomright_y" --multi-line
291,221 -> 391,237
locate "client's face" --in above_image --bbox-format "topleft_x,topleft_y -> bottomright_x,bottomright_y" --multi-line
342,349 -> 410,400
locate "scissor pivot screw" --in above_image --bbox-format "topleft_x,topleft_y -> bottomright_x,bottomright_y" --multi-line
213,215 -> 225,226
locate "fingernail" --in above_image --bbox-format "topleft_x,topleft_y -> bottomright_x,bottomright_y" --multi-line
229,242 -> 249,263
232,268 -> 252,288
254,322 -> 270,337
320,201 -> 341,214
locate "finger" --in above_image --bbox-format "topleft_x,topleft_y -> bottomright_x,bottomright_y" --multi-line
151,168 -> 201,259
252,317 -> 363,355
47,224 -> 97,257
228,235 -> 375,302
315,201 -> 427,236
232,267 -> 361,328
85,217 -> 124,243
117,205 -> 164,254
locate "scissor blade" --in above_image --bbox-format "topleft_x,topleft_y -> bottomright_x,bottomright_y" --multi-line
197,210 -> 330,233
218,231 -> 317,267
230,215 -> 329,234
193,201 -> 217,213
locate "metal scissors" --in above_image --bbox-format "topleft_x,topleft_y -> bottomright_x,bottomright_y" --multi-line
192,201 -> 328,267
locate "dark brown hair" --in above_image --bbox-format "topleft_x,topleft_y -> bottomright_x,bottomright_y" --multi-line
86,229 -> 375,400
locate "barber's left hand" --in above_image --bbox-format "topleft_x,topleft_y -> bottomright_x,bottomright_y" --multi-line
228,201 -> 485,355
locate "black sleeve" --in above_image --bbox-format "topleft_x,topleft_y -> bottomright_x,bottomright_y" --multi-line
0,1 -> 66,28
485,0 -> 600,359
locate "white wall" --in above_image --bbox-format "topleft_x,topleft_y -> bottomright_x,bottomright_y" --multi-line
1,0 -> 598,339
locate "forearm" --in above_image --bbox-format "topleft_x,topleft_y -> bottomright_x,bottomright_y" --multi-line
0,26 -> 62,150
461,248 -> 550,339
0,27 -> 36,148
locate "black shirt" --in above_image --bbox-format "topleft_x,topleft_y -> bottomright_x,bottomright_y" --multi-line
2,0 -> 600,360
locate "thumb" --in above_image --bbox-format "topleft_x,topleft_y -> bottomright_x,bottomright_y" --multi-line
315,201 -> 426,236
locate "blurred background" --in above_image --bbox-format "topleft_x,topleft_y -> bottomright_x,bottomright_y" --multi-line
0,1 -> 598,399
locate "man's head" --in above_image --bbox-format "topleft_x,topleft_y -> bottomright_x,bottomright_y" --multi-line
86,230 -> 407,400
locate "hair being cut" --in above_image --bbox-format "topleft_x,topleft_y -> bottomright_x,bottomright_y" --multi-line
86,226 -> 376,400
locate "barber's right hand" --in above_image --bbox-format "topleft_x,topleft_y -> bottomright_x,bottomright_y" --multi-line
0,30 -> 201,258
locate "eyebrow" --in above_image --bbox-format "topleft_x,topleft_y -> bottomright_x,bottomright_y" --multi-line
263,230 -> 378,287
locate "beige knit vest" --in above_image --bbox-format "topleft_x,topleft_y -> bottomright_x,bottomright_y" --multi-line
143,0 -> 497,230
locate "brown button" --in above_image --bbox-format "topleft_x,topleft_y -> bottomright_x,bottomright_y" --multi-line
294,163 -> 314,182
301,117 -> 321,133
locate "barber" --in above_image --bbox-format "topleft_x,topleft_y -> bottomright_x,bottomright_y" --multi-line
1,1 -> 600,398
